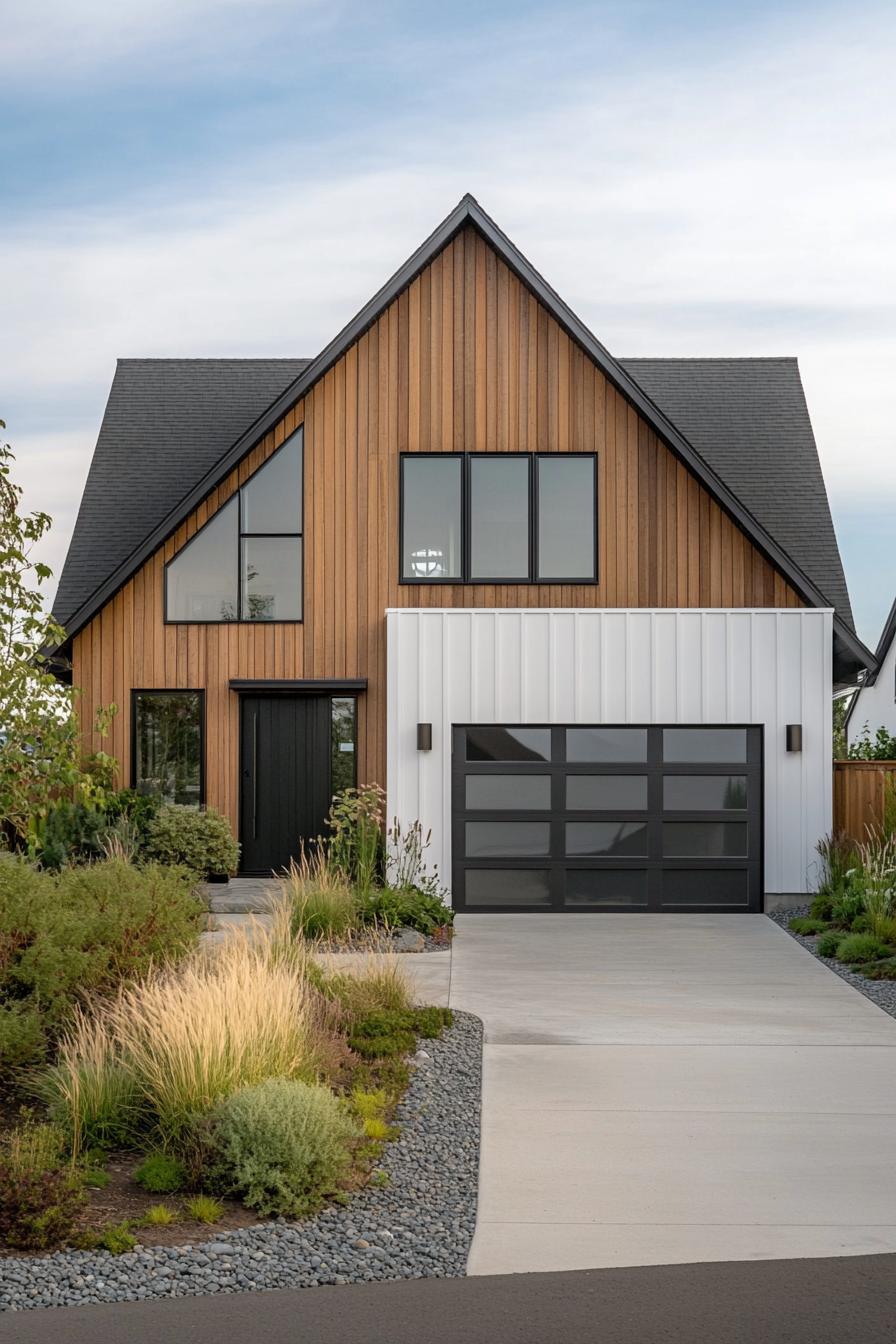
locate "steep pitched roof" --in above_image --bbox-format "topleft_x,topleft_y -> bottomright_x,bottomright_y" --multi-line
620,358 -> 854,630
53,358 -> 309,628
53,195 -> 872,681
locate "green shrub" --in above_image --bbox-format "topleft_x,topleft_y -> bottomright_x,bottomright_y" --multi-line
144,804 -> 239,877
0,1123 -> 82,1250
134,1152 -> 187,1194
856,957 -> 896,981
835,933 -> 889,965
0,857 -> 203,1072
349,1010 -> 417,1059
816,929 -> 847,958
143,1203 -> 177,1226
99,1222 -> 137,1254
831,886 -> 866,927
326,786 -> 385,896
788,917 -> 828,936
206,1078 -> 359,1217
0,1164 -> 83,1250
851,913 -> 871,933
848,725 -> 896,761
348,1005 -> 452,1058
413,1005 -> 453,1038
809,892 -> 834,921
184,1194 -> 223,1224
358,886 -> 453,935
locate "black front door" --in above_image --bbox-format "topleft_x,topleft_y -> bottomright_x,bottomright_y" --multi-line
239,695 -> 333,875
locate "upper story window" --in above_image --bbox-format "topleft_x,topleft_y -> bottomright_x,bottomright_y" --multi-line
400,452 -> 597,583
166,429 -> 303,622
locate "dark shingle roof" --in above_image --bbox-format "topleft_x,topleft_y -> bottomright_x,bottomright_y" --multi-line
55,354 -> 855,637
54,358 -> 309,627
620,357 -> 854,630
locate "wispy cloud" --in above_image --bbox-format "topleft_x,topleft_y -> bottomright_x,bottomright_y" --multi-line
4,0 -> 895,641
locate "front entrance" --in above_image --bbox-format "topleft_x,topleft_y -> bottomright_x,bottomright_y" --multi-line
451,724 -> 763,912
238,694 -> 357,875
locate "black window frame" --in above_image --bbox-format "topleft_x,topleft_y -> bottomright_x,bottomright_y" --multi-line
130,688 -> 206,807
399,451 -> 598,585
164,429 -> 304,625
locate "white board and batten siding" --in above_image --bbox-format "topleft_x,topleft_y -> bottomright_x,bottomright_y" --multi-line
386,608 -> 833,899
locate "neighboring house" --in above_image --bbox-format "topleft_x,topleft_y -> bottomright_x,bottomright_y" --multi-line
53,195 -> 875,913
845,595 -> 896,749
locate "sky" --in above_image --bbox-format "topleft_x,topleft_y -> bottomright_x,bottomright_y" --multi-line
2,0 -> 894,647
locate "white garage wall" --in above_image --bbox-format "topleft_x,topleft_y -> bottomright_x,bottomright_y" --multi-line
386,608 -> 833,899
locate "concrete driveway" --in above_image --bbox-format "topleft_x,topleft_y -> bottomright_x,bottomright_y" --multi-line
448,914 -> 896,1275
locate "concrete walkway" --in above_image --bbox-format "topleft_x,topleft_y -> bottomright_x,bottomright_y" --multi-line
448,914 -> 896,1275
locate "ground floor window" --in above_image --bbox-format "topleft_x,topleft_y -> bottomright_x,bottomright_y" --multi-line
132,690 -> 204,806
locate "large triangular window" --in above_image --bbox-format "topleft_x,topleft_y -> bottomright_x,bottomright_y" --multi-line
166,428 -> 303,622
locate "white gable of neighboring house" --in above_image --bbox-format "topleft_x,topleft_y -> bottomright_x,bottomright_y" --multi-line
847,599 -> 896,749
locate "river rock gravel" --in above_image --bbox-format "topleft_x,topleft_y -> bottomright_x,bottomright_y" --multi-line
0,1011 -> 483,1312
768,908 -> 896,1019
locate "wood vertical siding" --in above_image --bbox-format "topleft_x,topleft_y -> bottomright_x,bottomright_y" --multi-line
71,225 -> 803,833
833,761 -> 896,843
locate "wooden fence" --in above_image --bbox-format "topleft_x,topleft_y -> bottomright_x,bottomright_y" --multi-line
833,761 -> 896,843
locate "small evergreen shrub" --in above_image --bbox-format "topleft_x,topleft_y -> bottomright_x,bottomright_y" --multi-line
184,1194 -> 224,1224
348,1006 -> 452,1058
99,1222 -> 137,1254
144,804 -> 239,877
134,1152 -> 187,1194
835,933 -> 889,965
143,1203 -> 177,1226
809,892 -> 834,921
349,1010 -> 417,1059
816,929 -> 847,958
358,886 -> 453,935
856,957 -> 896,981
206,1078 -> 360,1217
788,917 -> 828,936
413,1005 -> 453,1038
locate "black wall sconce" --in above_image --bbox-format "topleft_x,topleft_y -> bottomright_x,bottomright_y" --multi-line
417,722 -> 433,751
786,724 -> 802,753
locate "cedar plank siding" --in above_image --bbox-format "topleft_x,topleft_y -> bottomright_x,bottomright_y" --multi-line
72,226 -> 803,831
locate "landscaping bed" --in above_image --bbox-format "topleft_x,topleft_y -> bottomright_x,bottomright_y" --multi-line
768,907 -> 896,1020
0,1011 -> 482,1311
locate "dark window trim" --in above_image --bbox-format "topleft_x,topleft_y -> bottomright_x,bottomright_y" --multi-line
164,429 -> 304,625
399,451 -> 599,586
534,453 -> 599,584
399,452 -> 465,584
130,688 -> 206,807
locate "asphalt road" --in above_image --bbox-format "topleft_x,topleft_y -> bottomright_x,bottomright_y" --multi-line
3,1254 -> 896,1344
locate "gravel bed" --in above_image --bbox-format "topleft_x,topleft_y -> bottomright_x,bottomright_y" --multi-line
768,907 -> 896,1019
0,1012 -> 483,1312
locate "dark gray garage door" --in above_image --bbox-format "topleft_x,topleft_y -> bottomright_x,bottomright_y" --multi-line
451,725 -> 763,913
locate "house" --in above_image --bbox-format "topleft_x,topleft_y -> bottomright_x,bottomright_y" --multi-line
845,594 -> 896,749
53,195 -> 875,913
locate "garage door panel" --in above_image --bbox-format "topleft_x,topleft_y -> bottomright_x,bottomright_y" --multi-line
453,724 -> 762,913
